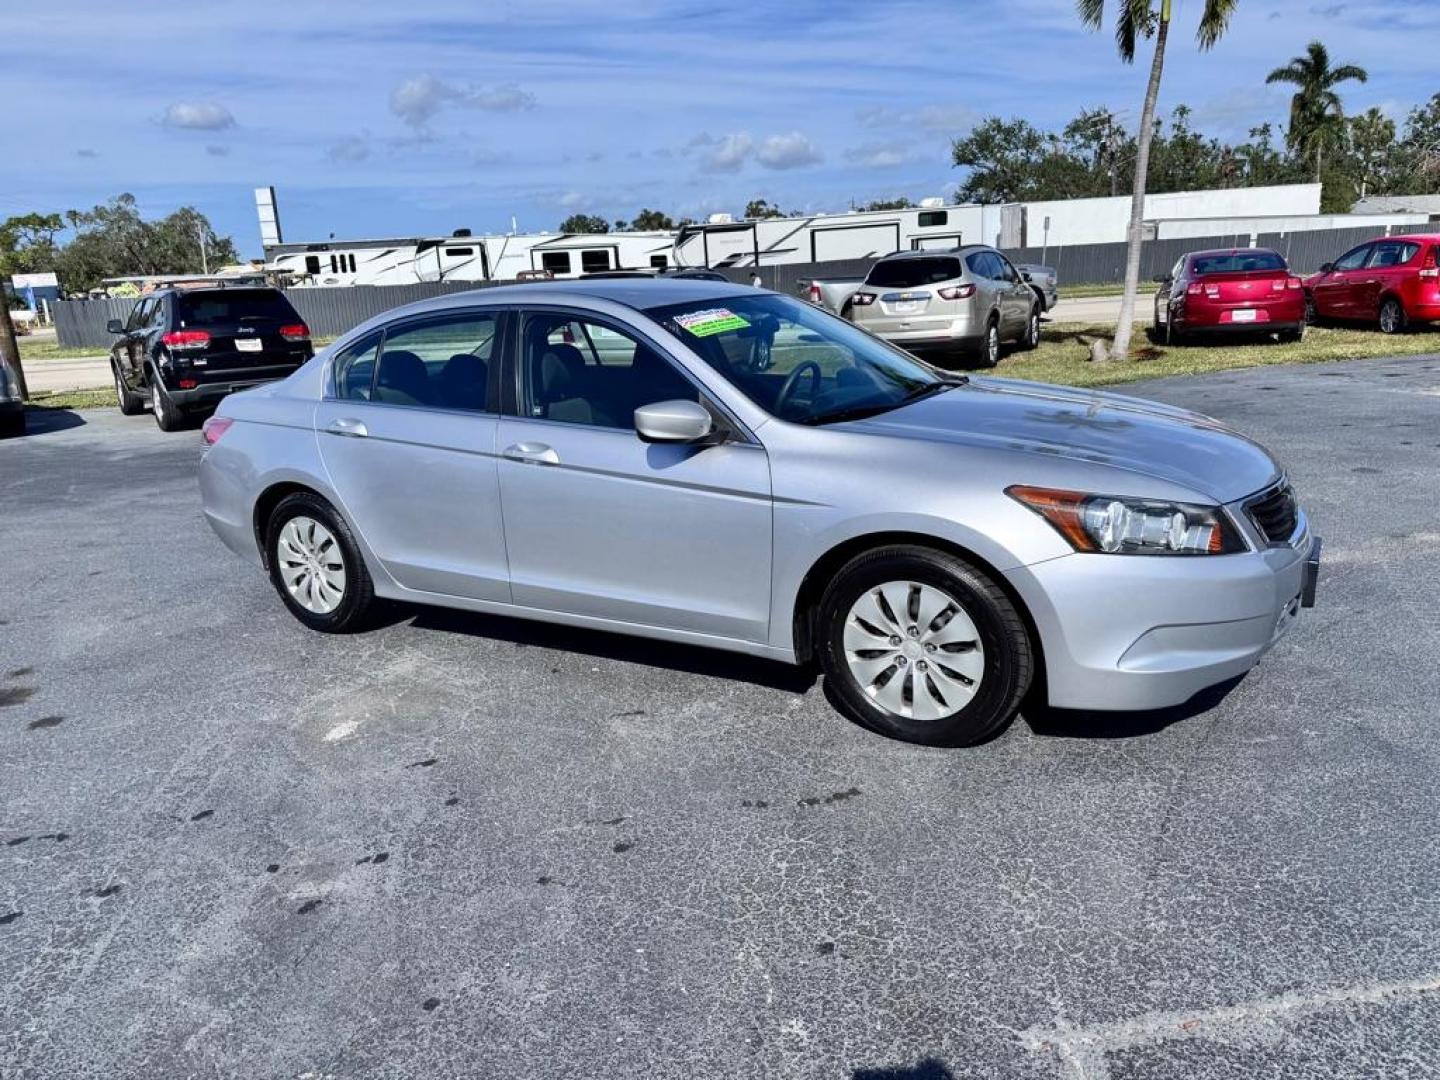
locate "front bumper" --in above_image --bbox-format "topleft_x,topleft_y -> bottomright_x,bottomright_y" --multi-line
1005,530 -> 1317,712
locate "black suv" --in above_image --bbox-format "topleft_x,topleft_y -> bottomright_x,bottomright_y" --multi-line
108,286 -> 313,430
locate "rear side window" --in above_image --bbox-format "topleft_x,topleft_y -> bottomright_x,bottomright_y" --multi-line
371,312 -> 498,412
332,333 -> 382,401
1366,241 -> 1420,269
1190,251 -> 1287,275
175,289 -> 301,328
866,257 -> 961,288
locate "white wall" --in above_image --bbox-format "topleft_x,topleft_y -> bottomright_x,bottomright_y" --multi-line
1154,212 -> 1431,240
1017,184 -> 1323,247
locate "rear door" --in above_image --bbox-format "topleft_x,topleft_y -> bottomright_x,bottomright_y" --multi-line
314,310 -> 510,602
173,289 -> 311,383
1360,240 -> 1419,319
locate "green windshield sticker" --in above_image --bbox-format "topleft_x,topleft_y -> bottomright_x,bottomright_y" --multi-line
675,308 -> 751,337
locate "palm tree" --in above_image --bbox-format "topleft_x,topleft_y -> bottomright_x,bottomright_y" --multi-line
1265,41 -> 1368,182
1077,0 -> 1238,362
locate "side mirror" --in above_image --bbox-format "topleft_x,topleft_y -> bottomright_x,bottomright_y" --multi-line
635,399 -> 715,444
1319,262 -> 1334,273
107,318 -> 125,334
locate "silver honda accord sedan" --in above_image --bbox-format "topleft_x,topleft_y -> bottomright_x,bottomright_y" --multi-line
199,279 -> 1320,746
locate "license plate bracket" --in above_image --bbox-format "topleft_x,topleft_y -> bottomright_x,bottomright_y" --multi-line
235,338 -> 263,353
1230,308 -> 1258,323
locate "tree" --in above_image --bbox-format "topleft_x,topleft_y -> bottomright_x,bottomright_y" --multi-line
0,212 -> 64,276
1077,0 -> 1238,362
53,194 -> 240,293
558,213 -> 610,234
861,197 -> 914,211
1346,107 -> 1397,199
1394,94 -> 1440,193
628,208 -> 675,231
1265,41 -> 1367,183
743,199 -> 786,220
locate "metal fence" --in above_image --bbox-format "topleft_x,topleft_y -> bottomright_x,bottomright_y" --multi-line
51,220 -> 1438,349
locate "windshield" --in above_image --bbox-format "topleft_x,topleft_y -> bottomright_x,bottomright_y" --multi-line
1190,251 -> 1287,275
176,289 -> 301,328
865,257 -> 962,288
646,293 -> 949,424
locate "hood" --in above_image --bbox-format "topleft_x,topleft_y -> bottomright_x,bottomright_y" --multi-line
849,376 -> 1280,503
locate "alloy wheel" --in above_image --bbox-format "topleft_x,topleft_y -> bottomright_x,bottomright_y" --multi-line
986,324 -> 999,365
276,515 -> 347,614
842,580 -> 984,721
1380,300 -> 1401,334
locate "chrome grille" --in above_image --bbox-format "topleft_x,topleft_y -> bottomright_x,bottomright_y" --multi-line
1246,481 -> 1300,545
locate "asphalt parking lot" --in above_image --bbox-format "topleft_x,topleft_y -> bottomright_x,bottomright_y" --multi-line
3,354 -> 1440,1079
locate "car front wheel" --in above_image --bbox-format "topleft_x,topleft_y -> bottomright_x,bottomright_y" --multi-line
265,492 -> 376,632
115,368 -> 144,416
977,319 -> 1000,368
1018,307 -> 1040,351
817,545 -> 1033,746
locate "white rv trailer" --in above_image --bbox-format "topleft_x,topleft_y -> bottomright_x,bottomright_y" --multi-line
671,184 -> 1327,268
264,230 -> 677,287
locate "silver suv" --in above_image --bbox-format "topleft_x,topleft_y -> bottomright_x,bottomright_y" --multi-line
849,246 -> 1041,366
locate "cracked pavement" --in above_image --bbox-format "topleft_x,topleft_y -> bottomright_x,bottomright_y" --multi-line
2,353 -> 1439,1078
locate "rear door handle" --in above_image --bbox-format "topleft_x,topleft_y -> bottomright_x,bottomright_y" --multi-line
325,417 -> 368,438
502,441 -> 560,465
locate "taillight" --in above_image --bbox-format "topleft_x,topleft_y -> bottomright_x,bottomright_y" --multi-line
178,378 -> 198,389
1286,276 -> 1302,290
937,284 -> 976,300
1421,247 -> 1438,281
201,416 -> 233,446
1186,283 -> 1203,296
1271,279 -> 1286,291
279,323 -> 310,342
163,330 -> 209,350
807,284 -> 822,303
1205,285 -> 1220,298
851,292 -> 877,306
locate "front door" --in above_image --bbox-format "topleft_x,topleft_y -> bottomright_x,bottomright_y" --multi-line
991,252 -> 1033,335
496,309 -> 773,642
314,310 -> 510,602
1315,243 -> 1372,319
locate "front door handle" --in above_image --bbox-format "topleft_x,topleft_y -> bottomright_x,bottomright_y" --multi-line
502,441 -> 560,465
325,417 -> 368,438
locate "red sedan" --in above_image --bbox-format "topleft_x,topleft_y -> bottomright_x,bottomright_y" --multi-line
1304,234 -> 1440,334
1153,248 -> 1306,344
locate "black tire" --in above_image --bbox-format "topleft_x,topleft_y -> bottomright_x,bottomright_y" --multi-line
149,373 -> 185,432
265,492 -> 376,633
1277,326 -> 1304,344
1379,297 -> 1407,335
977,317 -> 1000,368
114,367 -> 144,416
1030,286 -> 1048,314
1303,293 -> 1319,326
1017,306 -> 1041,351
816,545 -> 1033,747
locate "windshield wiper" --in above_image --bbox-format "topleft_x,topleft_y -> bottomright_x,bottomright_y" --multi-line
799,378 -> 967,426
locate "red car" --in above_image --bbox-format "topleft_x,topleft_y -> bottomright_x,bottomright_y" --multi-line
1153,248 -> 1306,344
1304,234 -> 1440,334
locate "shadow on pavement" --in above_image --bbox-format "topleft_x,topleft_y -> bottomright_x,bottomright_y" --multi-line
403,604 -> 818,695
854,1059 -> 958,1080
1022,674 -> 1244,739
20,406 -> 88,434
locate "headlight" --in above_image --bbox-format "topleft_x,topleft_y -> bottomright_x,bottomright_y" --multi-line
1007,485 -> 1246,555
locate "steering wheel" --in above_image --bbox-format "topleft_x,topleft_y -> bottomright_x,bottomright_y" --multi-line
774,361 -> 823,418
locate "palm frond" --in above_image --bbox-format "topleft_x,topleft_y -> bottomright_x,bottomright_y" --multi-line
1076,0 -> 1105,31
1266,64 -> 1304,86
1329,64 -> 1369,84
1196,0 -> 1238,49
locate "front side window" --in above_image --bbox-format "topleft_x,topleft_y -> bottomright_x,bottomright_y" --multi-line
990,253 -> 1019,282
332,332 -> 383,401
520,313 -> 696,429
1333,245 -> 1371,272
126,298 -> 152,332
648,293 -> 946,425
372,312 -> 498,411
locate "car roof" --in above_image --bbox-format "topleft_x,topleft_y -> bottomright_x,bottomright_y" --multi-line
390,277 -> 757,315
878,245 -> 986,261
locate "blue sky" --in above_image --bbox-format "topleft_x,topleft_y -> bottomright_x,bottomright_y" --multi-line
4,0 -> 1435,259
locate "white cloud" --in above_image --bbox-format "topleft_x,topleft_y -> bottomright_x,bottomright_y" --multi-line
701,132 -> 753,173
855,103 -> 977,135
327,136 -> 371,163
557,190 -> 587,209
162,102 -> 236,131
756,131 -> 822,169
390,75 -> 536,128
844,142 -> 911,168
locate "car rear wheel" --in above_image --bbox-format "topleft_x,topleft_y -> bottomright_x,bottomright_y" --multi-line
1277,326 -> 1304,344
1379,297 -> 1406,335
265,492 -> 375,633
114,368 -> 144,416
1018,307 -> 1041,351
978,319 -> 1000,368
150,377 -> 184,432
817,545 -> 1032,747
